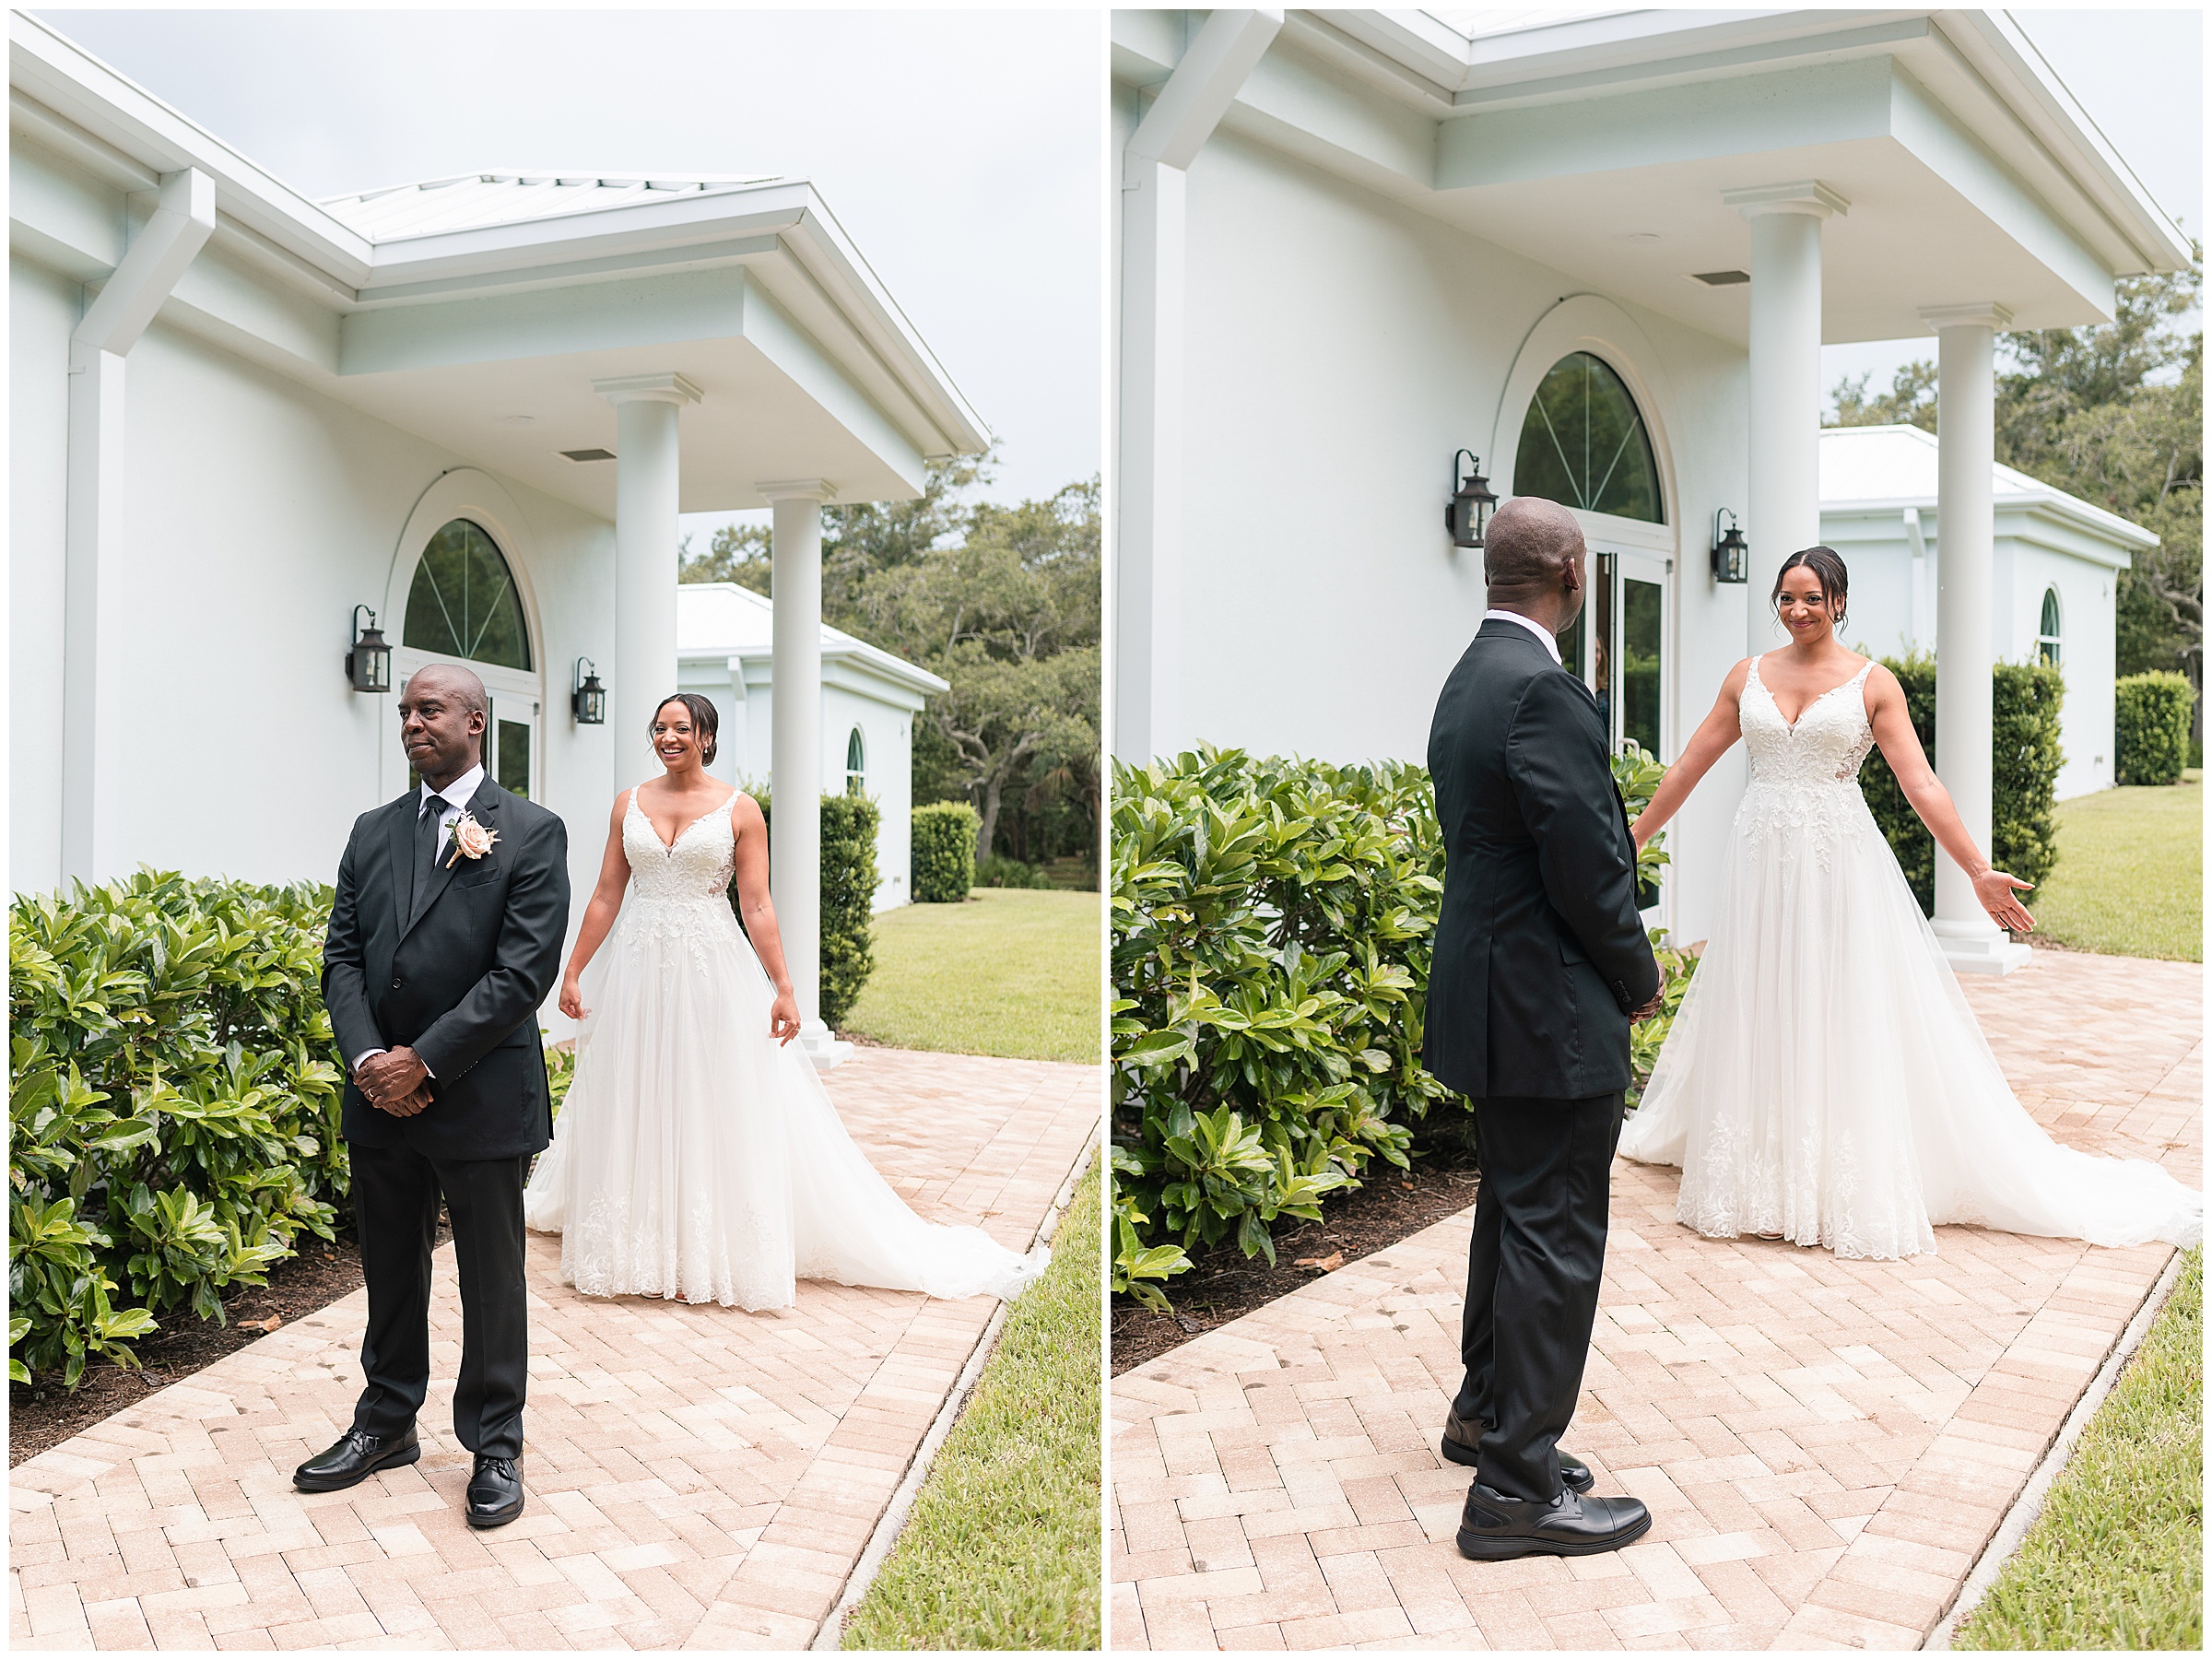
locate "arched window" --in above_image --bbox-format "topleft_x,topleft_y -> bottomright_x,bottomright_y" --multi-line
1512,352 -> 1665,523
405,519 -> 532,669
2037,587 -> 2063,667
845,725 -> 866,795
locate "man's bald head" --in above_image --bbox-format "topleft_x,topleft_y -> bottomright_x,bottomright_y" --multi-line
1483,496 -> 1585,598
403,662 -> 488,718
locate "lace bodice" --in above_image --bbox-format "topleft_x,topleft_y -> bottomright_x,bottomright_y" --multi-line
622,786 -> 738,907
1740,657 -> 1877,790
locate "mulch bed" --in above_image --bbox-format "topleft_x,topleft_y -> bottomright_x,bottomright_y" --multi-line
1112,1135 -> 1482,1376
8,1217 -> 449,1469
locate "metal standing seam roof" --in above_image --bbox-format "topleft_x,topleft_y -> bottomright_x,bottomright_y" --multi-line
1819,424 -> 2159,548
317,171 -> 785,241
675,583 -> 950,695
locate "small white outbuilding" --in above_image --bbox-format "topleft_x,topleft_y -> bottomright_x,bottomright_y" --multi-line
1819,424 -> 2153,801
674,583 -> 948,913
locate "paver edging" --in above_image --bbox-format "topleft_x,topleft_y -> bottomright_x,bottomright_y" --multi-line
807,1120 -> 1100,1651
1919,1242 -> 2189,1651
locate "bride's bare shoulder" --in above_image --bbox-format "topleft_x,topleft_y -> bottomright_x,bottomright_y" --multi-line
728,791 -> 766,835
1722,657 -> 1757,695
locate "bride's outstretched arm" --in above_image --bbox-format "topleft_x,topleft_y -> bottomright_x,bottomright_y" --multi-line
1865,665 -> 2037,933
730,795 -> 805,1045
558,792 -> 635,1019
1630,658 -> 1752,850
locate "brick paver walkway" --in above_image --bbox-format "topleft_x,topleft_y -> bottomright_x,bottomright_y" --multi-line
10,1047 -> 1100,1652
1110,951 -> 2201,1650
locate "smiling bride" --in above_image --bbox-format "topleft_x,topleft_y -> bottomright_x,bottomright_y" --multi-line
521,692 -> 1048,1309
1618,547 -> 2201,1261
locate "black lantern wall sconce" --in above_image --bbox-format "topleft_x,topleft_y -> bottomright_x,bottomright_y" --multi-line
1446,450 -> 1499,549
571,657 -> 606,724
346,606 -> 392,693
1711,509 -> 1748,584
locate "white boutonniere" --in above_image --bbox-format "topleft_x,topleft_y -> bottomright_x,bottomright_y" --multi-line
445,811 -> 500,867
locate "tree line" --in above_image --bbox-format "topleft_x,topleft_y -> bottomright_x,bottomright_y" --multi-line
679,450 -> 1100,869
1830,259 -> 2203,713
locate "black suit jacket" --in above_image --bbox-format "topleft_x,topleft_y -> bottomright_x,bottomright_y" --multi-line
323,777 -> 571,1161
1424,618 -> 1661,1101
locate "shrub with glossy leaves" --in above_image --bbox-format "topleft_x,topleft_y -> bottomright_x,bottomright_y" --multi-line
9,873 -> 347,1387
1112,750 -> 1453,1291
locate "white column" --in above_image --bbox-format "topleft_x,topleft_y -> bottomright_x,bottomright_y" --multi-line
1727,181 -> 1846,656
1115,8 -> 1281,763
760,480 -> 849,1069
594,373 -> 700,775
1924,304 -> 2030,975
61,169 -> 213,885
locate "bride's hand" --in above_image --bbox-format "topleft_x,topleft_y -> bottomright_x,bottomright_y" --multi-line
1974,868 -> 2036,935
769,989 -> 802,1046
559,975 -> 588,1021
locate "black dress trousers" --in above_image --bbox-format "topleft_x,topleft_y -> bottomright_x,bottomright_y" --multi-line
1452,1091 -> 1625,1502
348,1141 -> 531,1461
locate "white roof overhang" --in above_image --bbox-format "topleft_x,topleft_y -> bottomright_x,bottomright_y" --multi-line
1112,9 -> 2194,346
9,12 -> 989,512
675,583 -> 950,707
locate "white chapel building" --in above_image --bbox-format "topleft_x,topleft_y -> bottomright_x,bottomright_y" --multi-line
10,15 -> 987,1055
1112,8 -> 2190,971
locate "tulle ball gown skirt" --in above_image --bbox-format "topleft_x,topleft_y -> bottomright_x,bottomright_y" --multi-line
523,892 -> 1048,1311
1618,781 -> 2202,1262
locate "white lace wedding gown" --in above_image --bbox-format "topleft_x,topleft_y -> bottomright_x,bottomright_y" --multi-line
1618,657 -> 2202,1260
522,790 -> 1049,1309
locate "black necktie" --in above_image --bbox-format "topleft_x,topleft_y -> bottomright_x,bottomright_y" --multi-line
414,795 -> 449,919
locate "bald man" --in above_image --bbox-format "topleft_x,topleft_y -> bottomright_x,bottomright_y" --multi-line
303,664 -> 570,1529
1424,495 -> 1664,1560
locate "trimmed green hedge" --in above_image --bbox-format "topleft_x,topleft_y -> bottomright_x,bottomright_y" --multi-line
1860,653 -> 2065,913
2116,672 -> 2194,785
735,789 -> 879,1031
9,873 -> 347,1387
912,803 -> 981,902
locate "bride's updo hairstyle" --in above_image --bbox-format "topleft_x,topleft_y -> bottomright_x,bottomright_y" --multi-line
651,692 -> 720,766
1771,546 -> 1851,632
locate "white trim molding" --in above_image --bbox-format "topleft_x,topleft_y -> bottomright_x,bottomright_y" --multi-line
1723,179 -> 1851,221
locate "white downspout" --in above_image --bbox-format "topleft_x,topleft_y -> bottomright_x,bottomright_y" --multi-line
1114,7 -> 1281,763
63,168 -> 216,885
1903,505 -> 1930,651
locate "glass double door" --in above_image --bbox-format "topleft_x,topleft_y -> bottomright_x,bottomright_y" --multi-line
1554,547 -> 1669,912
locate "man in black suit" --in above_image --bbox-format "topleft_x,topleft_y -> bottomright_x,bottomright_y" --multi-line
298,663 -> 571,1528
1424,495 -> 1665,1560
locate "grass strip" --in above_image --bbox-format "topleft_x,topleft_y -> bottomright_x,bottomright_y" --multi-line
1953,1245 -> 2202,1650
844,888 -> 1101,1063
841,1151 -> 1102,1651
2029,776 -> 2201,961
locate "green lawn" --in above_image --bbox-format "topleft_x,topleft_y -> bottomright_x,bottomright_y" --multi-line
844,888 -> 1101,1063
1954,1247 -> 2202,1650
2027,773 -> 2201,961
841,1153 -> 1102,1651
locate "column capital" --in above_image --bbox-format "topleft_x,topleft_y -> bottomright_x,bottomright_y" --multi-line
1723,180 -> 1849,221
758,478 -> 835,503
1919,301 -> 2013,333
593,371 -> 702,407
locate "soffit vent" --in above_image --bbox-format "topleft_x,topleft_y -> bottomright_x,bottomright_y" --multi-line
1690,269 -> 1751,287
561,448 -> 617,463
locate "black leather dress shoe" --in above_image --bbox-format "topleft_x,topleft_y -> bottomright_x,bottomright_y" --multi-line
293,1427 -> 421,1492
1455,1480 -> 1652,1560
466,1454 -> 524,1529
1440,1411 -> 1594,1494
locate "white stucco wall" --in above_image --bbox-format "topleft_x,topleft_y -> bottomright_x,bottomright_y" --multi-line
8,253 -> 619,971
1121,88 -> 1755,945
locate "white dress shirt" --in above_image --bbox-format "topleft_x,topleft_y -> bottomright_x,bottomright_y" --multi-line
1484,607 -> 1564,665
351,764 -> 487,1077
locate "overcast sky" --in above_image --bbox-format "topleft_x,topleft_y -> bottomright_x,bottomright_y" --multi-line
37,7 -> 1103,545
1821,8 -> 2202,406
